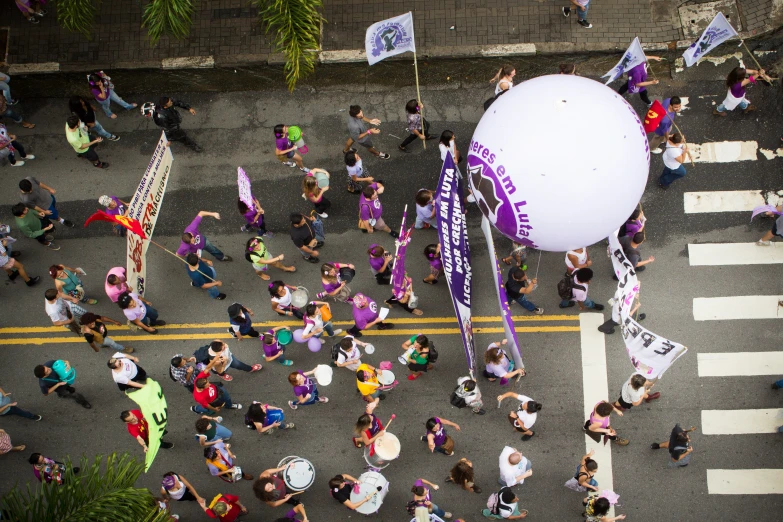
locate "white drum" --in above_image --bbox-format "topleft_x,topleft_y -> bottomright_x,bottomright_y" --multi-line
364,432 -> 400,469
290,287 -> 310,309
278,456 -> 315,492
352,471 -> 389,515
314,170 -> 330,189
378,370 -> 395,386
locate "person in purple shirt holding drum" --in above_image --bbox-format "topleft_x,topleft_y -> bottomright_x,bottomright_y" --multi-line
617,56 -> 663,107
287,368 -> 328,410
176,211 -> 232,262
358,182 -> 399,238
274,124 -> 309,173
649,96 -> 682,153
347,293 -> 394,338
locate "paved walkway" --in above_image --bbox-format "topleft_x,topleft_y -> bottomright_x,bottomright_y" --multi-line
0,0 -> 778,68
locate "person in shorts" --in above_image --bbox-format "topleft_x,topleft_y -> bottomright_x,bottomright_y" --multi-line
274,124 -> 308,173
612,373 -> 659,411
343,105 -> 389,159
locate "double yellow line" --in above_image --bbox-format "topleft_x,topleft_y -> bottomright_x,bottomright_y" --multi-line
0,315 -> 580,346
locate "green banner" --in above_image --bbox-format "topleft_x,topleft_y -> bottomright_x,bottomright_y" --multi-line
126,378 -> 168,471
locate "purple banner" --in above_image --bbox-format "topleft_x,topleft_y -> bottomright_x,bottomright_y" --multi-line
437,151 -> 477,376
392,206 -> 413,298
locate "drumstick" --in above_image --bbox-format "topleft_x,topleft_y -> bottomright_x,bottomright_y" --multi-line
385,414 -> 396,431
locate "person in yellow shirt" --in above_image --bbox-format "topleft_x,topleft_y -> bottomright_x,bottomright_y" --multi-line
65,115 -> 108,169
356,363 -> 385,402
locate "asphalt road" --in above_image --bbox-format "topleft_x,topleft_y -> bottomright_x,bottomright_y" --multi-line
1,47 -> 782,522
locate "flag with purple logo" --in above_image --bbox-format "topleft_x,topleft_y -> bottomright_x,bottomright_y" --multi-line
602,37 -> 646,85
237,167 -> 253,208
682,12 -> 738,67
750,205 -> 781,222
391,205 -> 414,299
437,151 -> 477,376
365,12 -> 416,66
480,216 -> 524,370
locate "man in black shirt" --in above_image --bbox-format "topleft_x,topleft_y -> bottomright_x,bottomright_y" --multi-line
289,213 -> 323,264
151,97 -> 202,152
504,268 -> 543,315
651,424 -> 695,467
79,312 -> 133,353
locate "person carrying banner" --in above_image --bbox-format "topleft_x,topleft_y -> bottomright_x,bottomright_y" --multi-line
713,67 -> 765,116
658,133 -> 690,190
617,57 -> 663,107
122,409 -> 174,452
177,211 -> 232,262
648,97 -> 682,153
367,244 -> 392,284
618,232 -> 655,272
344,105 -> 390,159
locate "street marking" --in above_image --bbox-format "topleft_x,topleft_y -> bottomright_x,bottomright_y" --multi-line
684,190 -> 783,213
579,313 -> 614,517
693,296 -> 783,321
759,148 -> 783,160
0,326 -> 580,346
689,243 -> 783,265
702,409 -> 783,434
0,315 -> 579,335
707,469 -> 783,494
690,141 -> 758,163
698,352 -> 783,377
674,52 -> 744,73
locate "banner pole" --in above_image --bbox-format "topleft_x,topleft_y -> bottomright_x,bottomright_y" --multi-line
145,238 -> 217,282
391,204 -> 408,276
646,65 -> 695,166
413,51 -> 426,150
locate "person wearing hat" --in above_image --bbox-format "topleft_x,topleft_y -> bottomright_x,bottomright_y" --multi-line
203,493 -> 248,520
227,303 -> 258,341
98,195 -> 130,236
347,293 -> 393,338
117,291 -> 165,334
122,409 -> 174,452
160,471 -> 204,504
79,312 -> 133,353
497,392 -> 542,440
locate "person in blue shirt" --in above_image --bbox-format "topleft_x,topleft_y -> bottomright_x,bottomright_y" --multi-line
227,302 -> 258,340
649,96 -> 681,153
186,253 -> 225,300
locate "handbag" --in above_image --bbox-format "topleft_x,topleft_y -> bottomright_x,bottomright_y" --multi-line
441,435 -> 455,453
564,477 -> 587,492
408,291 -> 419,309
358,204 -> 375,231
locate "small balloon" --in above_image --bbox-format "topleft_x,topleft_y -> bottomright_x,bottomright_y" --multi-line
292,329 -> 306,344
307,337 -> 322,352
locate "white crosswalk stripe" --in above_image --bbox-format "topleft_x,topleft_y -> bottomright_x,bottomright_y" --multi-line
684,190 -> 783,213
707,469 -> 783,494
689,243 -> 783,265
697,352 -> 783,377
689,141 -> 759,163
693,296 -> 783,321
702,409 -> 783,434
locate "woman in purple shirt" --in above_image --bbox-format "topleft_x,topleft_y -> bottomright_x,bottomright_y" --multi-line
423,417 -> 460,456
320,262 -> 354,302
359,182 -> 399,238
87,71 -> 136,118
411,478 -> 451,519
367,244 -> 392,285
714,66 -> 766,116
274,124 -> 309,173
347,293 -> 394,337
287,368 -> 328,409
422,243 -> 443,284
237,196 -> 267,235
98,195 -> 130,236
617,57 -> 662,106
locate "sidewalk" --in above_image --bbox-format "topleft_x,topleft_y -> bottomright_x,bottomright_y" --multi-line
0,0 -> 779,71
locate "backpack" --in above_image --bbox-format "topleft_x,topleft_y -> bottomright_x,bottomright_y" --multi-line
244,237 -> 267,263
483,88 -> 509,111
426,344 -> 438,363
486,487 -> 512,515
557,272 -> 586,301
193,344 -> 211,364
330,342 -> 348,363
450,387 -> 467,408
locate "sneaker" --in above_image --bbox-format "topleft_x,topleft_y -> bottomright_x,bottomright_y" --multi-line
190,406 -> 200,413
25,276 -> 40,287
757,240 -> 771,246
278,359 -> 293,366
11,161 -> 25,167
319,338 -> 325,345
263,231 -> 275,238
122,346 -> 134,354
352,331 -> 363,338
378,153 -> 391,160
475,409 -> 486,416
592,303 -> 605,311
229,403 -> 242,409
562,6 -> 570,16
533,307 -> 544,315
389,231 -> 399,239
317,212 -> 328,218
315,241 -> 325,248
378,393 -> 387,400
28,17 -> 39,24
228,327 -> 237,338
318,397 -> 329,403
578,20 -> 592,28
613,437 -> 630,446
44,234 -> 54,242
46,243 -> 61,251
713,109 -> 727,117
377,322 -> 394,330
650,442 -> 661,450
521,431 -> 535,441
638,313 -> 646,321
221,255 -> 233,262
658,183 -> 669,190
473,485 -> 482,493
108,135 -> 120,142
8,271 -> 18,281
284,423 -> 295,429
161,441 -> 174,449
651,148 -> 663,154
305,256 -> 319,263
398,145 -> 410,153
216,293 -> 227,300
95,162 -> 110,169
300,167 -> 311,173
153,320 -> 166,326
62,220 -> 75,228
559,302 -> 575,309
288,401 -> 298,410
34,415 -> 42,421
332,328 -> 344,336
36,9 -> 47,16
86,298 -> 98,305
284,161 -> 297,168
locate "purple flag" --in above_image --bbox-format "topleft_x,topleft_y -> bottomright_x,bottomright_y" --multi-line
391,206 -> 414,299
751,205 -> 781,222
237,167 -> 253,208
437,151 -> 477,376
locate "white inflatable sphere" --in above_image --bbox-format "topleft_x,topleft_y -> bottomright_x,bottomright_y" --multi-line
467,75 -> 649,252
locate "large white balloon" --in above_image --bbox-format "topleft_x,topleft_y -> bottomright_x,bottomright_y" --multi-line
467,75 -> 649,252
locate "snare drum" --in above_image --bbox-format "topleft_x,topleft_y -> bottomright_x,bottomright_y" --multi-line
290,287 -> 310,309
378,370 -> 395,386
278,456 -> 315,492
351,471 -> 389,515
364,432 -> 400,469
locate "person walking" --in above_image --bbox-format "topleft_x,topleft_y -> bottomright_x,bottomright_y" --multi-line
79,312 -> 134,353
302,176 -> 330,218
170,354 -> 199,392
359,182 -> 399,237
238,196 -> 269,235
498,392 -> 541,440
452,376 -> 486,415
262,327 -> 295,366
344,105 -> 390,159
584,401 -> 629,446
334,335 -> 365,371
367,244 -> 392,285
287,368 -> 328,409
151,97 -> 201,152
498,446 -> 533,487
0,122 -> 35,167
0,384 -> 41,421
274,124 -> 309,172
658,133 -> 690,190
482,487 -> 528,519
0,429 -> 25,455
352,401 -> 385,448
613,373 -> 660,411
398,99 -> 436,153
68,95 -> 119,141
355,363 -> 387,402
347,292 -> 394,337
423,416 -> 460,456
565,247 -> 591,274
245,235 -> 295,281
0,72 -> 17,103
649,96 -> 682,153
328,473 -> 380,511
118,291 -> 166,335
558,267 -> 604,311
0,240 -> 39,287
29,453 -> 80,485
44,288 -> 84,335
583,496 -> 626,522
562,0 -> 592,28
439,130 -> 462,163
422,244 -> 443,284
204,492 -> 250,520
504,268 -> 543,315
489,66 -> 516,95
302,302 -> 342,344
245,401 -> 295,434
177,211 -> 232,262
415,190 -> 438,230
714,67 -> 765,116
204,441 -> 253,482
289,212 -> 324,264
620,208 -> 646,238
88,71 -> 136,118
160,472 -> 205,505
268,280 -> 304,319
403,334 -> 434,381
19,177 -> 74,229
206,339 -> 262,381
319,262 -> 354,303
255,466 -> 304,508
0,97 -> 35,128
757,204 -> 783,246
651,424 -> 696,467
185,253 -> 226,300
192,359 -> 242,414
34,359 -> 91,408
619,232 -> 655,272
49,264 -> 98,305
567,450 -> 599,492
65,115 -> 108,168
227,302 -> 259,340
105,267 -> 131,302
195,416 -> 233,447
447,458 -> 481,493
345,150 -> 374,194
410,479 -> 452,519
108,352 -> 148,392
12,203 -> 58,249
617,57 -> 663,107
122,409 -> 174,451
98,195 -> 131,236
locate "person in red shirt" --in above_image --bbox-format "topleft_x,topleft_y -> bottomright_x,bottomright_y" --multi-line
192,359 -> 242,414
121,410 -> 174,451
204,493 -> 248,521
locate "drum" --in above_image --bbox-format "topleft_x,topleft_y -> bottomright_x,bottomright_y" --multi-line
352,471 -> 389,515
290,287 -> 309,309
314,170 -> 329,188
364,432 -> 400,470
313,364 -> 333,386
266,408 -> 284,425
276,329 -> 293,346
378,370 -> 395,386
278,456 -> 315,492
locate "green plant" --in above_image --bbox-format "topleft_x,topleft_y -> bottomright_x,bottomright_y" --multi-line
0,453 -> 169,522
253,0 -> 326,92
142,0 -> 195,45
57,0 -> 99,40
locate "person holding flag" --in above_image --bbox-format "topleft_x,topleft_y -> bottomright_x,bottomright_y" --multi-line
121,409 -> 174,452
648,96 -> 682,153
617,55 -> 664,107
713,67 -> 765,116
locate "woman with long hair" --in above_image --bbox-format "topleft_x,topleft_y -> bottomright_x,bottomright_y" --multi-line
237,196 -> 268,235
302,174 -> 331,218
68,95 -> 118,141
367,244 -> 392,285
714,66 -> 768,116
447,457 -> 481,493
490,65 -> 516,94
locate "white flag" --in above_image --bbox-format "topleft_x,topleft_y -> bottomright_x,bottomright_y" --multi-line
682,12 -> 739,67
365,12 -> 416,66
602,37 -> 646,85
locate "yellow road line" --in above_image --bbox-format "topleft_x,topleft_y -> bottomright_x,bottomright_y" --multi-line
0,326 -> 580,346
0,315 -> 579,335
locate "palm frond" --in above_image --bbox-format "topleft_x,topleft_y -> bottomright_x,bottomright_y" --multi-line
252,0 -> 326,91
57,0 -> 99,40
142,0 -> 195,45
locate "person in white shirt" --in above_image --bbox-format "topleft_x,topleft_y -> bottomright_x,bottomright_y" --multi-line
498,392 -> 541,440
44,288 -> 84,335
334,335 -> 366,371
613,373 -> 659,411
658,133 -> 690,189
565,247 -> 591,274
559,267 -> 604,311
498,446 -> 533,487
206,340 -> 262,382
453,376 -> 485,415
108,353 -> 146,392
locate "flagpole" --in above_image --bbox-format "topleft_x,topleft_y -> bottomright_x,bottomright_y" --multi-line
413,51 -> 426,150
145,238 -> 218,282
391,204 -> 408,275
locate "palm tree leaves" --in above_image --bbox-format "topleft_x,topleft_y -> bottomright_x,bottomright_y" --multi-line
0,453 -> 169,522
142,0 -> 195,45
57,0 -> 100,39
252,0 -> 326,92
